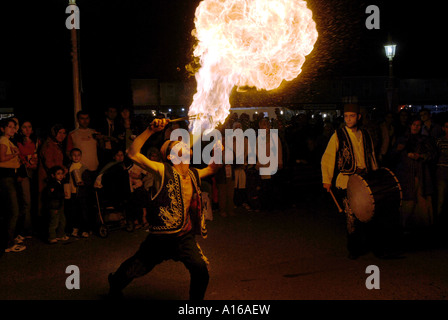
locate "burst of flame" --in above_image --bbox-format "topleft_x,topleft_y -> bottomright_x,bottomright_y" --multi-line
188,0 -> 318,133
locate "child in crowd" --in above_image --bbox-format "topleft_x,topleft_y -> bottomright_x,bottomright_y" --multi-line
128,163 -> 149,229
68,148 -> 91,238
45,166 -> 68,244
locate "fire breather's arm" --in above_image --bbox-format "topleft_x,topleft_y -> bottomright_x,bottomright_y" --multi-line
127,119 -> 168,176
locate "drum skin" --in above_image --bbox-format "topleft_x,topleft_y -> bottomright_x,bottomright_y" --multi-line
347,168 -> 402,223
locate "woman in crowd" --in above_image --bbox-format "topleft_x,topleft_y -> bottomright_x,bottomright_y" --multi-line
395,109 -> 411,140
37,124 -> 68,229
16,120 -> 40,240
379,112 -> 396,167
0,118 -> 25,253
393,117 -> 437,232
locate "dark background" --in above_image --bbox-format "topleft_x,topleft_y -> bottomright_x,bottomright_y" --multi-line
0,0 -> 446,130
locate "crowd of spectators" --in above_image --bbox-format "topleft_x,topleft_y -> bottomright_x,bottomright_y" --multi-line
1,104 -> 447,254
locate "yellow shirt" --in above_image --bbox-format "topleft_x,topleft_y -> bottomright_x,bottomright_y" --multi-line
0,136 -> 21,169
69,162 -> 83,194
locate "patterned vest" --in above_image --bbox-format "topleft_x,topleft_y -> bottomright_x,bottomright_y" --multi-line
336,127 -> 374,175
148,163 -> 207,238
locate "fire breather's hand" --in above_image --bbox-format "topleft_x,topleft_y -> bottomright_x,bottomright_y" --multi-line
149,119 -> 169,133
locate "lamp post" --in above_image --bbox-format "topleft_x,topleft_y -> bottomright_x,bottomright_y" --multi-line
69,0 -> 82,127
384,43 -> 396,112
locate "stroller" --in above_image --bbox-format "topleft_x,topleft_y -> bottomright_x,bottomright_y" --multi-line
93,161 -> 133,238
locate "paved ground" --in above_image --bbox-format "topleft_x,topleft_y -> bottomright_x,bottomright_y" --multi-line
1,184 -> 447,301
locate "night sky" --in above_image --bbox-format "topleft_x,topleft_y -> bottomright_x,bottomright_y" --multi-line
0,0 -> 446,129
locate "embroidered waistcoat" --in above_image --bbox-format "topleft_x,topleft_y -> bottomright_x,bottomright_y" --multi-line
336,127 -> 374,175
148,163 -> 207,238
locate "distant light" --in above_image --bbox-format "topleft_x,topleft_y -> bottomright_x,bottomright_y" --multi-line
168,109 -> 172,112
181,108 -> 185,111
384,44 -> 396,61
280,110 -> 284,115
323,113 -> 327,118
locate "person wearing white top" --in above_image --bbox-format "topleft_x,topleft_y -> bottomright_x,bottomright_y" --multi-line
66,111 -> 100,172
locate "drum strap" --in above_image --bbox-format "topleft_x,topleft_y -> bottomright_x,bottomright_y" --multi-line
336,128 -> 356,174
343,198 -> 356,234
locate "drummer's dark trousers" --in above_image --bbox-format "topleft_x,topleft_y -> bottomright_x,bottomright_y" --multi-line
109,232 -> 209,300
335,188 -> 399,256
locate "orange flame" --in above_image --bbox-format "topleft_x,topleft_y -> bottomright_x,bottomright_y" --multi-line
188,0 -> 318,133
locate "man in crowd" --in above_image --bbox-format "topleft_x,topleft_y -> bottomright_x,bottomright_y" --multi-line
435,120 -> 448,236
97,106 -> 124,165
420,108 -> 442,139
66,110 -> 100,172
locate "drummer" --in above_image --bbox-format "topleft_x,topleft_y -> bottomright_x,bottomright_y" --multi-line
321,103 -> 380,259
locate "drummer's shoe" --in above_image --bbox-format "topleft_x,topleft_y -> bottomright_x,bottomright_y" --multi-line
108,273 -> 123,300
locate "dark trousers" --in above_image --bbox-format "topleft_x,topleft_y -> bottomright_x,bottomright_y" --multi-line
68,194 -> 91,233
48,207 -> 66,240
0,176 -> 20,248
109,232 -> 209,300
125,187 -> 149,223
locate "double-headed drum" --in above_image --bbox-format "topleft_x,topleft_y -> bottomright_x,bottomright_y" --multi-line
347,168 -> 402,223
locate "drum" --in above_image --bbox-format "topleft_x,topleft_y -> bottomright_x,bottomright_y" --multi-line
347,167 -> 402,223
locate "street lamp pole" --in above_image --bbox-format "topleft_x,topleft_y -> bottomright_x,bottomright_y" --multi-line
384,42 -> 396,112
69,0 -> 82,127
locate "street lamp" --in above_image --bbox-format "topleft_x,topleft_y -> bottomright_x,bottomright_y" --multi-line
384,44 -> 396,62
384,42 -> 396,111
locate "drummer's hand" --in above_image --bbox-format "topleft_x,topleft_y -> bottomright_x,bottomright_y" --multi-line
149,119 -> 169,133
323,183 -> 332,193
